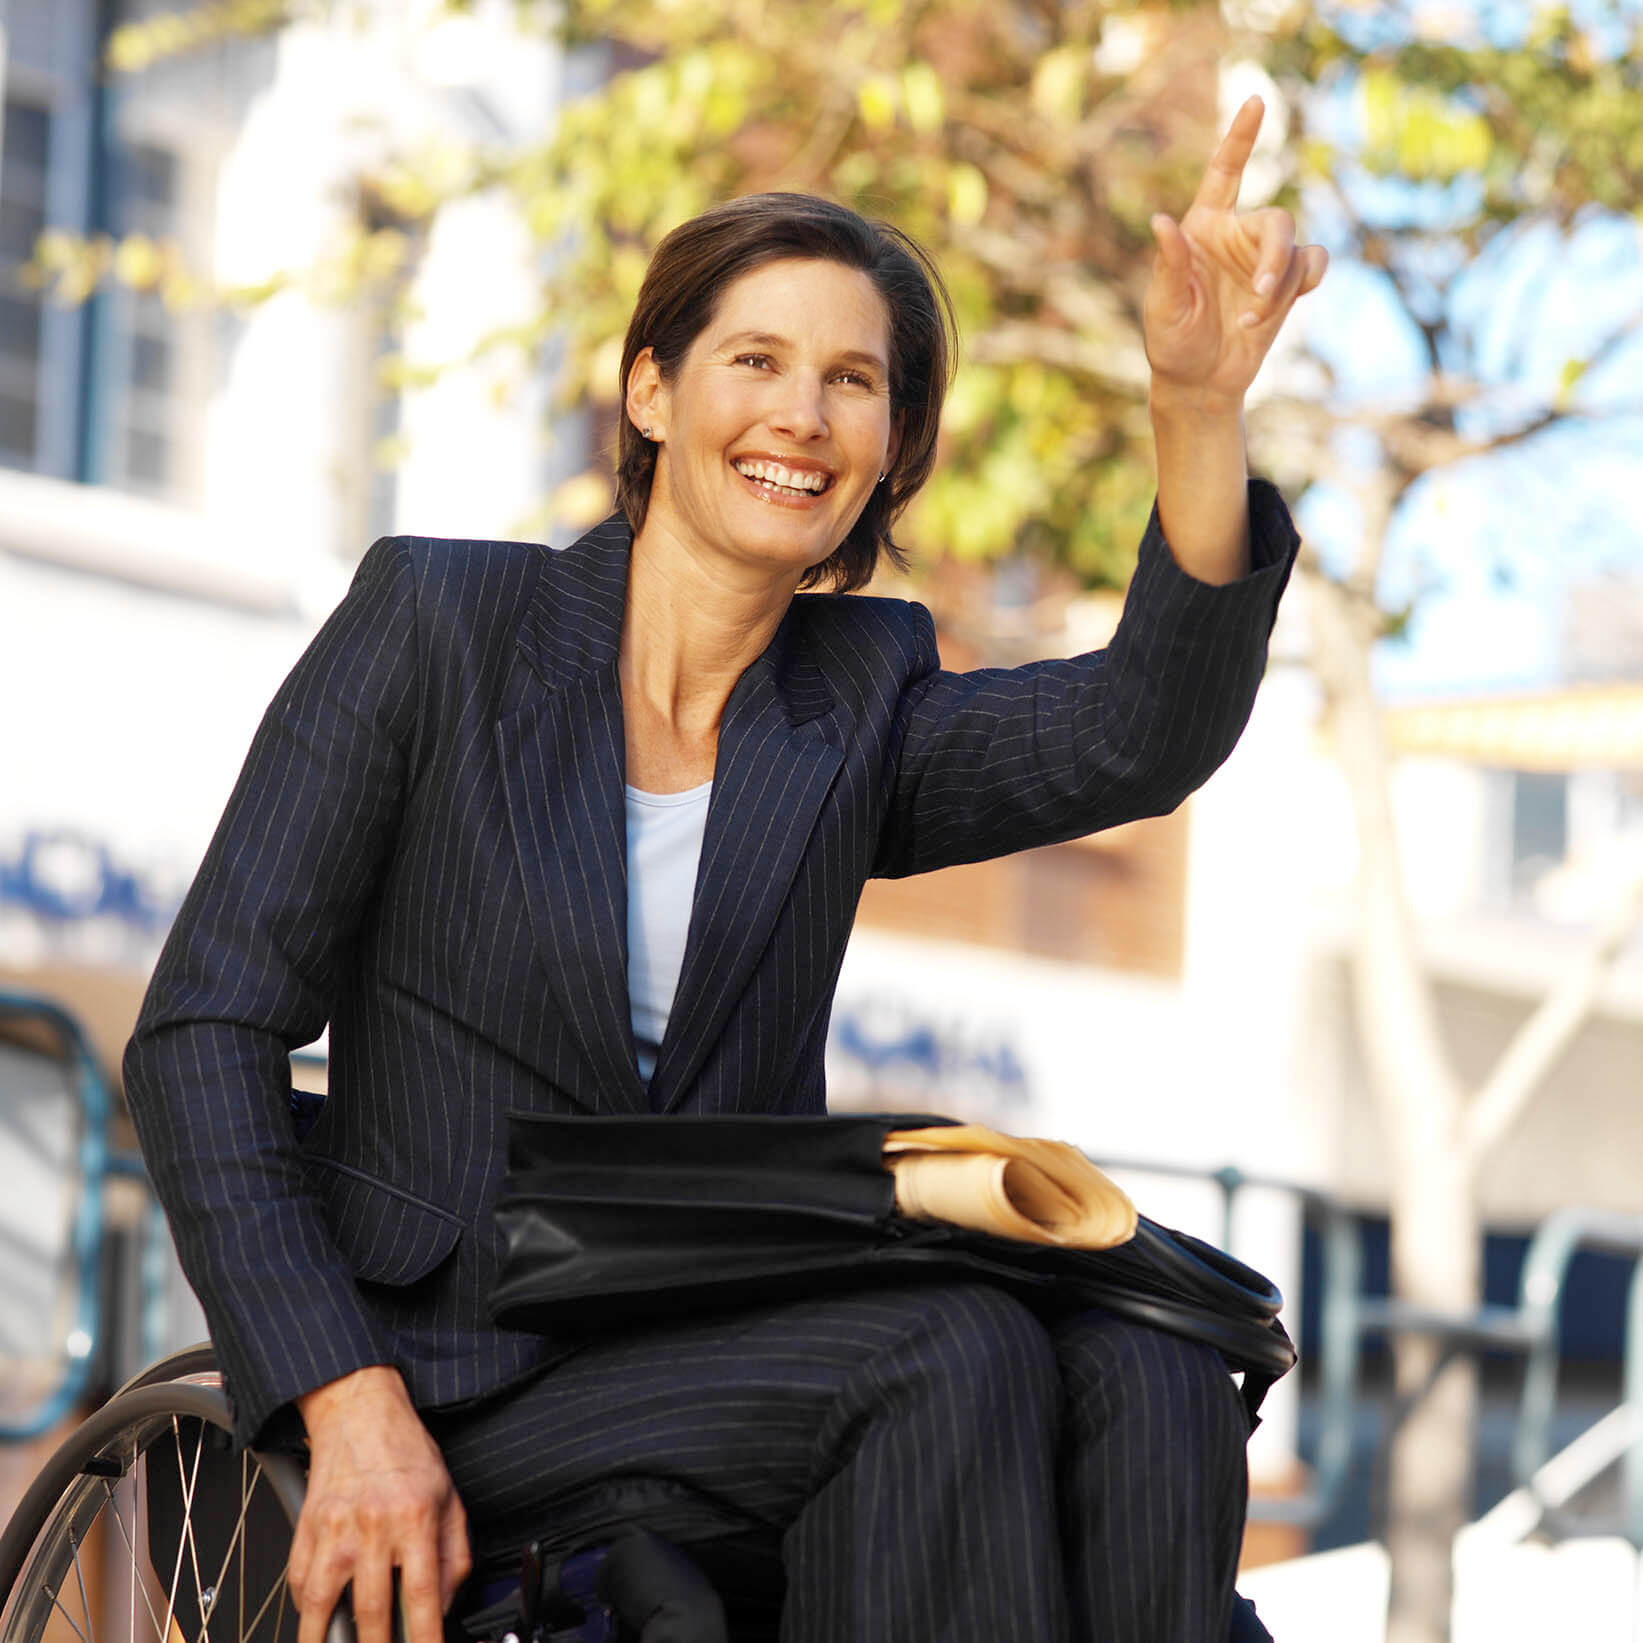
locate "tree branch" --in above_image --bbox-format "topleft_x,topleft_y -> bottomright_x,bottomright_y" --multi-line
1464,858 -> 1643,1165
1304,562 -> 1469,1173
965,319 -> 1151,394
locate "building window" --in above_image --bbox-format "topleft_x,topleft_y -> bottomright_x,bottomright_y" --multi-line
1,12 -> 195,501
104,139 -> 182,494
0,98 -> 51,469
1510,770 -> 1568,895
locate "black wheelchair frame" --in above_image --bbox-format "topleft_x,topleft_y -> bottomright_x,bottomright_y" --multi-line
0,1345 -> 352,1643
0,1347 -> 743,1643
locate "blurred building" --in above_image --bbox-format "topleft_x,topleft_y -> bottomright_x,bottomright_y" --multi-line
0,0 -> 586,1431
1327,681 -> 1643,1222
0,0 -> 583,998
2,0 -> 1642,1561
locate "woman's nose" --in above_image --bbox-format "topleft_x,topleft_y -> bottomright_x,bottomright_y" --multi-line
770,374 -> 828,439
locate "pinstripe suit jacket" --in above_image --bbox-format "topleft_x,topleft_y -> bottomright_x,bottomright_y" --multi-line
124,483 -> 1296,1447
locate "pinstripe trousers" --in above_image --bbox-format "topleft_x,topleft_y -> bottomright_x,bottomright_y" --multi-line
425,1281 -> 1250,1643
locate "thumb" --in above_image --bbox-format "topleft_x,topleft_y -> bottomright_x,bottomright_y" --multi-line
1148,213 -> 1196,311
1150,213 -> 1193,274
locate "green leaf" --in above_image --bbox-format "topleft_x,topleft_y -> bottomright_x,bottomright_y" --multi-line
1031,45 -> 1088,127
946,163 -> 988,227
1361,65 -> 1493,181
858,74 -> 899,132
902,61 -> 946,135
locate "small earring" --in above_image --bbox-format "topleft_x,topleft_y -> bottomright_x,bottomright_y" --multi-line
877,471 -> 886,484
643,426 -> 654,440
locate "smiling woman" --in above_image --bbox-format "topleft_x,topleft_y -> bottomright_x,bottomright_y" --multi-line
124,116 -> 1322,1643
627,259 -> 898,588
614,193 -> 953,596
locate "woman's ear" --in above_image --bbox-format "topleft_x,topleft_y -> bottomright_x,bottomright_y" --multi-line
626,347 -> 666,441
884,410 -> 904,478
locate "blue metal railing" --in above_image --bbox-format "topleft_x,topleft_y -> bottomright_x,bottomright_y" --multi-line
1505,1207 -> 1643,1544
0,991 -> 121,1439
0,1001 -> 321,1443
1097,1157 -> 1643,1545
6,1012 -> 1640,1553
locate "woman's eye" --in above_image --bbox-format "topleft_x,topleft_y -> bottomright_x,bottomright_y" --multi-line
734,354 -> 773,369
835,370 -> 875,389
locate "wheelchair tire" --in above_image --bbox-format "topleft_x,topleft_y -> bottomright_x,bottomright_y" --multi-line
0,1370 -> 347,1643
109,1344 -> 222,1398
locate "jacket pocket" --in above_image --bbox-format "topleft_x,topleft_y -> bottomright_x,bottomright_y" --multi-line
302,1154 -> 463,1286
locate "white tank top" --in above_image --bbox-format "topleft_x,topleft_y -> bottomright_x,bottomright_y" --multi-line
624,779 -> 712,1083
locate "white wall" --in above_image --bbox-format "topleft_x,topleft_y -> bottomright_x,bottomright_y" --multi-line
0,1 -> 576,973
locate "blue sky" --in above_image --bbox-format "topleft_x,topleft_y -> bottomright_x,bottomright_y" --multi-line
1286,40 -> 1643,699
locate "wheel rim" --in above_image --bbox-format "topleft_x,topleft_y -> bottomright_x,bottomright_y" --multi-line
2,1387 -> 304,1643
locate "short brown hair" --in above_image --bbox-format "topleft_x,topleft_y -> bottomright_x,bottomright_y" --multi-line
616,193 -> 957,592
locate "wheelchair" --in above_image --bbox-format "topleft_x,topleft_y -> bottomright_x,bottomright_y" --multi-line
0,1347 -> 737,1643
1,1344 -> 1272,1643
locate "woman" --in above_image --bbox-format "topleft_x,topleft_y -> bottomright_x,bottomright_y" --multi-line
125,97 -> 1324,1643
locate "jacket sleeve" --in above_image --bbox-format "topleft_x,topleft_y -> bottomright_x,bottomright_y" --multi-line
124,535 -> 422,1446
872,478 -> 1298,880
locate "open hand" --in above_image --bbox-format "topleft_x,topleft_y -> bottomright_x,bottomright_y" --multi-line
1143,96 -> 1327,411
288,1366 -> 471,1643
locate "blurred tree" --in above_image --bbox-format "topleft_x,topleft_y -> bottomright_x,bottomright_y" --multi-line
1255,6 -> 1643,1639
67,2 -> 1643,1638
84,0 -> 1242,592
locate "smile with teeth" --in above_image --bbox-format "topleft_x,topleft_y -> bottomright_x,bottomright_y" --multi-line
734,458 -> 834,497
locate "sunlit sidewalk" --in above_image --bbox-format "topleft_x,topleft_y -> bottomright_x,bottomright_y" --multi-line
1242,1536 -> 1643,1642
1243,1410 -> 1643,1643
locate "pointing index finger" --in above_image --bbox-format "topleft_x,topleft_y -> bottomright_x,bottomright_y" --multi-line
1193,96 -> 1265,213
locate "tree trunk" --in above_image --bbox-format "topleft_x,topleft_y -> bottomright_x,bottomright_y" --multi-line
1308,564 -> 1474,1643
1384,1143 -> 1480,1643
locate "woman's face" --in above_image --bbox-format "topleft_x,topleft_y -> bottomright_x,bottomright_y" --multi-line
630,257 -> 900,583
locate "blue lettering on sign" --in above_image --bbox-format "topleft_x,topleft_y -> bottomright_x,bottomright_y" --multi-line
829,1000 -> 1030,1107
0,829 -> 177,929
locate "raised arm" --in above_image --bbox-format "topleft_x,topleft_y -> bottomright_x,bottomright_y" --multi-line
872,481 -> 1297,880
1144,95 -> 1327,583
874,97 -> 1321,880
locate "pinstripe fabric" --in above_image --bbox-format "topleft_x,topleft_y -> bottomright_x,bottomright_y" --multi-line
428,1282 -> 1067,1643
424,1289 -> 1250,1643
1054,1309 -> 1249,1641
123,481 -> 1297,1455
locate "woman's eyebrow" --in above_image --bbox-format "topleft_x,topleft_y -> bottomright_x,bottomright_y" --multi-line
719,329 -> 888,372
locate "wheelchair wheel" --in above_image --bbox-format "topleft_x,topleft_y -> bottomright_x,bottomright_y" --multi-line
0,1367 -> 346,1643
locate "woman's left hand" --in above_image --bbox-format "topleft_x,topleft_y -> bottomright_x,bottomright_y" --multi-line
1142,96 -> 1328,412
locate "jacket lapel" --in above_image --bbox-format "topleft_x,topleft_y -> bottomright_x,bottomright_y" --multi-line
496,515 -> 846,1116
496,517 -> 647,1113
647,618 -> 844,1114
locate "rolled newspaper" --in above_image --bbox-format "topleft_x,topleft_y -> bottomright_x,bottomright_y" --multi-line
884,1123 -> 1137,1249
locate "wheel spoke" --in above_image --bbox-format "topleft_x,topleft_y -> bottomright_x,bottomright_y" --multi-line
100,1477 -> 168,1643
178,1427 -> 213,1643
199,1451 -> 260,1632
236,1550 -> 293,1643
47,1586 -> 92,1643
159,1416 -> 206,1643
127,1461 -> 138,1643
237,1456 -> 247,1643
11,1384 -> 297,1643
270,1572 -> 289,1643
130,1471 -> 137,1643
66,1528 -> 94,1643
238,1465 -> 246,1643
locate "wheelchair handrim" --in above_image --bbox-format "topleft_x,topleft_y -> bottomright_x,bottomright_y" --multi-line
0,1382 -> 314,1643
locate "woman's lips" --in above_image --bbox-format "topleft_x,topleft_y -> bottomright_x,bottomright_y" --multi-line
732,461 -> 836,508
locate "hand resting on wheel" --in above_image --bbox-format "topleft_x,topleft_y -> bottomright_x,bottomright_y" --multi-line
289,1366 -> 472,1643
